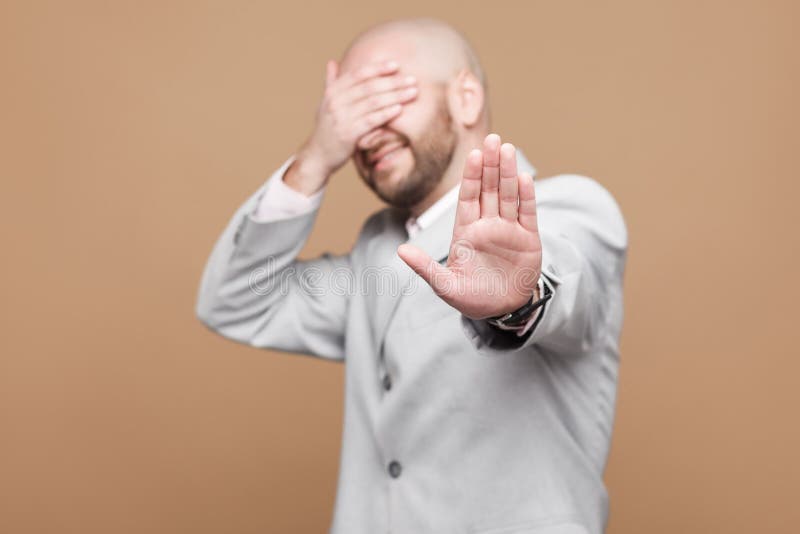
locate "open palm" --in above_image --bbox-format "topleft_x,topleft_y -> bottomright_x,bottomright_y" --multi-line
397,133 -> 542,320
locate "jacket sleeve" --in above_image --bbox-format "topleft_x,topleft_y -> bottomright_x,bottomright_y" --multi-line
460,175 -> 628,357
195,156 -> 353,361
251,154 -> 327,222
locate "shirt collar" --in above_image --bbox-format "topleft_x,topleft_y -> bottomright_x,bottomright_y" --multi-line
404,183 -> 461,239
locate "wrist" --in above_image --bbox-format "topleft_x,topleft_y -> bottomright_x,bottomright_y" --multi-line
284,143 -> 331,196
487,277 -> 551,329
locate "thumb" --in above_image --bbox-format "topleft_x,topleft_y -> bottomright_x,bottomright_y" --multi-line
325,59 -> 338,88
397,244 -> 455,299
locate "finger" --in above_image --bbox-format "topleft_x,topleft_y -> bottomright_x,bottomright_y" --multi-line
480,133 -> 501,218
353,81 -> 417,151
338,59 -> 400,91
498,143 -> 519,220
352,103 -> 403,139
325,59 -> 338,88
351,85 -> 418,118
357,126 -> 396,152
356,127 -> 385,151
517,172 -> 538,233
397,244 -> 457,300
455,149 -> 483,227
345,73 -> 417,105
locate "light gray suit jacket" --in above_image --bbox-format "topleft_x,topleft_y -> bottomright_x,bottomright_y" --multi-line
196,149 -> 627,534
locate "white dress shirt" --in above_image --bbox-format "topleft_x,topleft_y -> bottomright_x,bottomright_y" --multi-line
251,154 -> 541,335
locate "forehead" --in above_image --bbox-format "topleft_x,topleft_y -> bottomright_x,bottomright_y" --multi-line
339,32 -> 419,76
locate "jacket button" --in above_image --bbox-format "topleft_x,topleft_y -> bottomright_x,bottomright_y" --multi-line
387,460 -> 402,478
382,374 -> 392,391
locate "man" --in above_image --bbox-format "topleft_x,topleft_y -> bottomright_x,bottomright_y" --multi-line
196,17 -> 627,534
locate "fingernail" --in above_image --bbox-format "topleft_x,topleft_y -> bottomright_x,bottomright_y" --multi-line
405,75 -> 416,84
385,60 -> 399,69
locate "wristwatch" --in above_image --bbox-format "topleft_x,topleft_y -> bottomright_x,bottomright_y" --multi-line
487,275 -> 553,329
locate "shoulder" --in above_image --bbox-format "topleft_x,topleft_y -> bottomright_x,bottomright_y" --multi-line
357,205 -> 408,236
535,174 -> 628,253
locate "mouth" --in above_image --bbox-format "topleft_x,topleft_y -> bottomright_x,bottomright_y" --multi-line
368,143 -> 407,171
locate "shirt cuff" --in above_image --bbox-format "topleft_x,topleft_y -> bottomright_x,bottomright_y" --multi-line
250,154 -> 327,222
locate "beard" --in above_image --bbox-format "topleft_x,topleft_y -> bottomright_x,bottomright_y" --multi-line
358,98 -> 458,210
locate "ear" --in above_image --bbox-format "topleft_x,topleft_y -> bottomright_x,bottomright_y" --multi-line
448,68 -> 485,128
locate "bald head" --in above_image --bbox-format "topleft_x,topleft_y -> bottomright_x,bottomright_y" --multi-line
341,17 -> 487,94
337,18 -> 491,215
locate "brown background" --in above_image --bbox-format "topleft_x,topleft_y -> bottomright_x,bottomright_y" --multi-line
1,1 -> 798,532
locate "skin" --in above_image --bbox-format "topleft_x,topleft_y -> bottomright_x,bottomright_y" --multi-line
283,18 -> 542,320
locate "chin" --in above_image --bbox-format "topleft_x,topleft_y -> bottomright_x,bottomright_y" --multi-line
373,179 -> 408,206
362,153 -> 429,208
370,159 -> 410,192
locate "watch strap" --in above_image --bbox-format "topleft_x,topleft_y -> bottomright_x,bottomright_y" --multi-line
488,275 -> 553,328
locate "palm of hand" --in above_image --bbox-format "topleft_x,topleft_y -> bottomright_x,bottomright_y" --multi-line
398,134 -> 542,320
